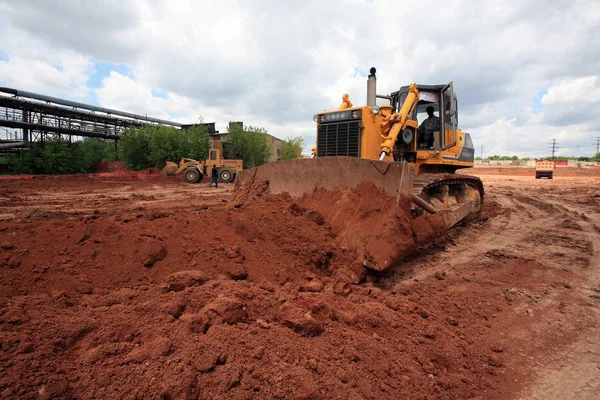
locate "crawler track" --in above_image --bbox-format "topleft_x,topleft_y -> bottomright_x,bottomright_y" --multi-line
412,173 -> 485,200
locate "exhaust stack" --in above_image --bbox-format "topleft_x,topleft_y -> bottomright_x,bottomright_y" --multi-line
366,67 -> 377,107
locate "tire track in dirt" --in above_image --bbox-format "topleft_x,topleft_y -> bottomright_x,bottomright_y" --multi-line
457,173 -> 600,400
382,173 -> 600,400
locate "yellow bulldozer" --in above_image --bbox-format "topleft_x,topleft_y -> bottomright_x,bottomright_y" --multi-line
162,147 -> 243,184
237,67 -> 483,270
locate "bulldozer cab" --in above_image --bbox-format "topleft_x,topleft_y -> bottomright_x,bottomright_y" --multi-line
392,83 -> 458,152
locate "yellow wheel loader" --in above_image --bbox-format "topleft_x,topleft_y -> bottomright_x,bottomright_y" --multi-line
162,148 -> 243,184
236,67 -> 483,270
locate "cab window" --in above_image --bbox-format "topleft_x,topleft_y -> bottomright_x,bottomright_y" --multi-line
210,151 -> 217,160
415,103 -> 440,126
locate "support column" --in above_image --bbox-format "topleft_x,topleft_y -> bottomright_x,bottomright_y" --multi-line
22,107 -> 29,142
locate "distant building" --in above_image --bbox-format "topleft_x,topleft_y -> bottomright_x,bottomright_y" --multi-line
266,134 -> 284,162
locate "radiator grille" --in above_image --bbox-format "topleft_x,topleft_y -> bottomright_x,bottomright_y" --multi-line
316,121 -> 361,157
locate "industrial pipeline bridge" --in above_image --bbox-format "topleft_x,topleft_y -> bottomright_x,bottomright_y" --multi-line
0,87 -> 182,154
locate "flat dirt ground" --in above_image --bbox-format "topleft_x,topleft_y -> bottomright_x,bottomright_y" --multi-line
0,167 -> 599,399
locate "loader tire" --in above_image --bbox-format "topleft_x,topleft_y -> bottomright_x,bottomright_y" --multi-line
219,169 -> 235,183
184,168 -> 202,183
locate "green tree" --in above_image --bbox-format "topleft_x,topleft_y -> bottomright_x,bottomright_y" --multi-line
119,124 -> 209,170
147,126 -> 182,166
226,124 -> 272,168
147,125 -> 209,166
592,153 -> 600,162
184,125 -> 210,161
489,155 -> 520,161
14,137 -> 90,174
281,136 -> 304,160
80,138 -> 119,163
119,126 -> 152,170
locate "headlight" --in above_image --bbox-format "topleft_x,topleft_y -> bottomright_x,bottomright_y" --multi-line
315,109 -> 362,123
400,128 -> 413,144
313,114 -> 317,122
371,105 -> 380,114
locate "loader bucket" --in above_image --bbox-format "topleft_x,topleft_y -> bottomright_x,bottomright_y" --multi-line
160,161 -> 179,176
234,157 -> 413,199
234,157 -> 418,272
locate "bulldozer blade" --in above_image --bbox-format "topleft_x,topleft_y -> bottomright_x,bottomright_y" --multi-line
235,157 -> 413,199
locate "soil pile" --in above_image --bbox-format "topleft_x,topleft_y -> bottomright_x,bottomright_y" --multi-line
235,180 -> 448,271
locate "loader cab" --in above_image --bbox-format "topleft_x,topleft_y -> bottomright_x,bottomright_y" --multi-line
391,83 -> 458,152
208,148 -> 222,165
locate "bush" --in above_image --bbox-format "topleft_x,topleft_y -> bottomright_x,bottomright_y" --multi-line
488,155 -> 519,161
226,124 -> 272,168
13,137 -> 91,174
281,136 -> 304,160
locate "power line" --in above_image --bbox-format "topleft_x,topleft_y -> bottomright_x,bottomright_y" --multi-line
548,139 -> 559,160
594,137 -> 600,155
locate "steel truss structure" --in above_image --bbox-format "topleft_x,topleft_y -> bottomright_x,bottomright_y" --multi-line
0,87 -> 182,156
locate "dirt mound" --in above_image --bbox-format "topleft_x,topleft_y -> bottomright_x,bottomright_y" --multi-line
236,180 -> 447,271
2,179 -> 445,298
0,195 -> 351,299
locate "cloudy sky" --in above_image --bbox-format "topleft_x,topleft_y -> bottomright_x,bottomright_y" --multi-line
1,0 -> 599,157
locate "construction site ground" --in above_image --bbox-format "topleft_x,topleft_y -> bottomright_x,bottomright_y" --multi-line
0,166 -> 599,399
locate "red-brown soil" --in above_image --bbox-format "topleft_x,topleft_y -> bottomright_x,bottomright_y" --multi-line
0,172 -> 599,399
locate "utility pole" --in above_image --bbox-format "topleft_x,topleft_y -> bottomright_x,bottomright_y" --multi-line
595,137 -> 600,155
480,144 -> 484,160
548,139 -> 559,160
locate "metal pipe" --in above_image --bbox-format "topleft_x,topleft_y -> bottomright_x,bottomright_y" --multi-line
0,87 -> 181,127
411,194 -> 439,214
366,67 -> 377,107
0,118 -> 120,139
0,141 -> 26,149
1,95 -> 144,125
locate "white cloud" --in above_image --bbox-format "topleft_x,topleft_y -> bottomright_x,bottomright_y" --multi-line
471,75 -> 600,158
0,55 -> 93,98
0,22 -> 93,98
1,0 -> 600,156
540,76 -> 600,126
